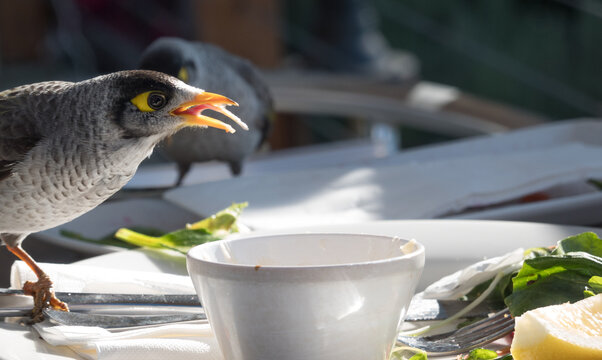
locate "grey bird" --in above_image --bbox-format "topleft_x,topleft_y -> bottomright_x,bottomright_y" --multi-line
139,37 -> 273,185
0,70 -> 246,321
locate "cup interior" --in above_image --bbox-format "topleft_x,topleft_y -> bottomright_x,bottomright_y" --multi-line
187,233 -> 422,268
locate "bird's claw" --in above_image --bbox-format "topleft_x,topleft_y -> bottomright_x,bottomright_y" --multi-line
22,275 -> 69,323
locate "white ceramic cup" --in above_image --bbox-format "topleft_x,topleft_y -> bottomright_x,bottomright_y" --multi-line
187,233 -> 425,360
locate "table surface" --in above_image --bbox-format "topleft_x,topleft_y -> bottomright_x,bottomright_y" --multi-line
2,219 -> 601,360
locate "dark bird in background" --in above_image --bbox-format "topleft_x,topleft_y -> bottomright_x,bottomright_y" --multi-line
139,37 -> 273,186
0,70 -> 246,321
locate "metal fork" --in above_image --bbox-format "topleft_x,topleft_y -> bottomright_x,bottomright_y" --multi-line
397,308 -> 515,356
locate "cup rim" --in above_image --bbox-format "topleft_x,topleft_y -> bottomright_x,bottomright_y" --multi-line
187,232 -> 425,272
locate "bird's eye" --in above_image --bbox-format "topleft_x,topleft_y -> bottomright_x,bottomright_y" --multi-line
177,67 -> 189,83
130,91 -> 168,112
148,92 -> 167,109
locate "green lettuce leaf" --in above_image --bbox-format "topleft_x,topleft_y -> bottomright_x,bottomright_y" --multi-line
59,226 -> 164,249
186,202 -> 247,235
505,251 -> 602,316
114,202 -> 247,254
586,275 -> 602,297
552,232 -> 602,257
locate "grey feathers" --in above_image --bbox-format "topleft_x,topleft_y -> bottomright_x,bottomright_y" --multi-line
139,37 -> 273,184
0,81 -> 75,182
0,70 -> 214,242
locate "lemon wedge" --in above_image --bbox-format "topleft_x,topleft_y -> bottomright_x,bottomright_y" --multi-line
510,293 -> 602,360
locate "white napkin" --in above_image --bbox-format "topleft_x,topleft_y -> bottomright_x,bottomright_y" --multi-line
165,142 -> 602,230
11,261 -> 195,294
10,262 -> 223,360
34,322 -> 223,360
421,248 -> 525,300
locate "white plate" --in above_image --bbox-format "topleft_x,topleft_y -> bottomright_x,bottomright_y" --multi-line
33,199 -> 201,255
71,219 -> 600,290
76,219 -> 601,290
228,219 -> 601,289
2,219 -> 601,359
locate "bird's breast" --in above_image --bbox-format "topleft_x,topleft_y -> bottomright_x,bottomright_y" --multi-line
0,137 -> 153,233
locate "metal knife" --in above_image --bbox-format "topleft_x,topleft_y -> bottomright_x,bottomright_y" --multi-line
0,288 -> 199,306
42,308 -> 207,329
1,288 -> 497,324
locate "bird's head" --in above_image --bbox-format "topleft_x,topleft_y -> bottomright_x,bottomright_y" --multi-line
91,70 -> 247,140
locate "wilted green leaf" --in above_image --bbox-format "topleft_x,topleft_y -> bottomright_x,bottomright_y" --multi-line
187,202 -> 247,235
114,202 -> 247,254
60,227 -> 164,249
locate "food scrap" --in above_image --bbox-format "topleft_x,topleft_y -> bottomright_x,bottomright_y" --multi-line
61,202 -> 247,254
114,202 -> 247,254
510,294 -> 602,360
395,231 -> 602,360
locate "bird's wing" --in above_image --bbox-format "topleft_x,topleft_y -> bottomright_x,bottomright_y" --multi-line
0,81 -> 73,180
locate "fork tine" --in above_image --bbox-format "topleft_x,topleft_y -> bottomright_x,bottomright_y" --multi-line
457,319 -> 515,351
410,308 -> 511,342
449,314 -> 514,346
397,308 -> 515,355
453,308 -> 511,336
452,309 -> 513,339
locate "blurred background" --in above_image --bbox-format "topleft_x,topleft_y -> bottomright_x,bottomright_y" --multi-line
2,0 -> 601,153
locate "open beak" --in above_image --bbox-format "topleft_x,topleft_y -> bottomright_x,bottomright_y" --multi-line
170,92 -> 248,133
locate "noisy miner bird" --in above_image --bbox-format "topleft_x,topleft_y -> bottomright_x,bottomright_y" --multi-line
139,37 -> 272,185
0,70 -> 246,321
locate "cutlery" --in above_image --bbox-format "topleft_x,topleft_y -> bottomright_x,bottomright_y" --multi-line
2,288 -> 494,319
2,288 -> 499,327
397,308 -> 515,356
1,303 -> 203,318
0,288 -> 199,306
404,297 -> 495,321
43,308 -> 207,329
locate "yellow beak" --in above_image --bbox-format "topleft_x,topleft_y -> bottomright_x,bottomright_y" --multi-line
170,92 -> 248,133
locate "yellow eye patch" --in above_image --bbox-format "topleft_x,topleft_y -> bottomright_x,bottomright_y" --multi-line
178,67 -> 189,83
131,91 -> 167,112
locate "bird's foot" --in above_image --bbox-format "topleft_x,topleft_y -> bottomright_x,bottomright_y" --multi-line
22,274 -> 69,323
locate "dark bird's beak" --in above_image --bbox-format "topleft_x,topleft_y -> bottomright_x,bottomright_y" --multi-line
171,92 -> 248,133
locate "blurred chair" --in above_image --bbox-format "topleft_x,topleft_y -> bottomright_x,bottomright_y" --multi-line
264,70 -> 546,152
